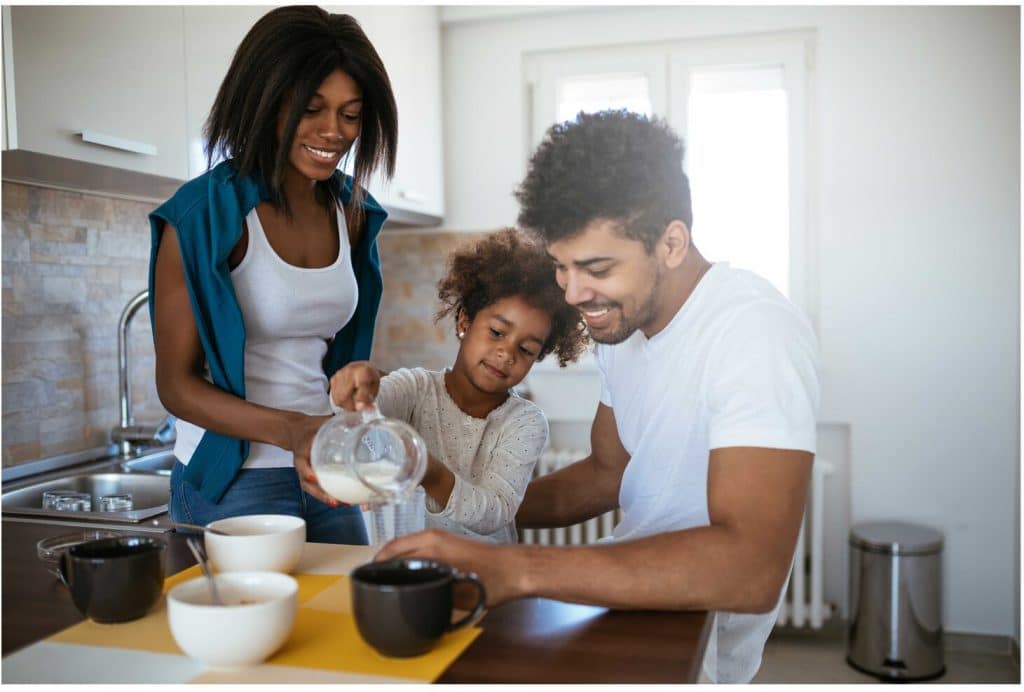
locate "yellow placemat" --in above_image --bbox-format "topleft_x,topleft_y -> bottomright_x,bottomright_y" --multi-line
48,570 -> 342,656
49,595 -> 183,655
268,599 -> 479,680
48,559 -> 481,682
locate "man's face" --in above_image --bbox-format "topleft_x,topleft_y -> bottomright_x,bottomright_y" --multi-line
547,220 -> 663,345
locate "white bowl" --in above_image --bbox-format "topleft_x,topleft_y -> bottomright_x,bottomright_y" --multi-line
205,514 -> 305,573
167,571 -> 298,668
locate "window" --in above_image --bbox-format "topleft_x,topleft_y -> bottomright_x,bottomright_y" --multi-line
526,44 -> 666,152
555,72 -> 652,122
686,66 -> 790,295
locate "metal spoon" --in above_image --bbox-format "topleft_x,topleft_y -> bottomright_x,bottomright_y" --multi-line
185,536 -> 224,606
170,521 -> 232,536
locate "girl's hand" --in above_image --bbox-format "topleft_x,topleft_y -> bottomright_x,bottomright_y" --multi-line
329,361 -> 381,412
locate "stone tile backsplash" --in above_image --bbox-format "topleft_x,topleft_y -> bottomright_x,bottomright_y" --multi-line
371,230 -> 486,374
2,182 -> 164,466
1,180 -> 488,467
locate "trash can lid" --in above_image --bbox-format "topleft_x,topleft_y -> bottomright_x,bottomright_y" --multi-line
849,521 -> 944,555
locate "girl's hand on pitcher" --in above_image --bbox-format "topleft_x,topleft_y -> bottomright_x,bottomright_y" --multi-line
329,361 -> 381,412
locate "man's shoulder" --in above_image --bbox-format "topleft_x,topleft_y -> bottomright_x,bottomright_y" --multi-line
703,265 -> 788,311
698,266 -> 813,340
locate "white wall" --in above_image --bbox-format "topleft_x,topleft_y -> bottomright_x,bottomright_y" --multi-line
440,6 -> 1020,637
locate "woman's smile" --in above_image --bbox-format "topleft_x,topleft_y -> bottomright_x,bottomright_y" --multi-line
302,143 -> 343,167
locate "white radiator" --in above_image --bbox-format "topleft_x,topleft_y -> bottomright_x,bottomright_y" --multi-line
776,458 -> 835,629
520,449 -> 834,629
519,448 -> 621,547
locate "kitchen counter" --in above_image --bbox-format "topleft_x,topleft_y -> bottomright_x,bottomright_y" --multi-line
2,521 -> 711,683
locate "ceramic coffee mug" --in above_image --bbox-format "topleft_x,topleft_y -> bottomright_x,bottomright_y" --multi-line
350,559 -> 486,657
59,536 -> 166,623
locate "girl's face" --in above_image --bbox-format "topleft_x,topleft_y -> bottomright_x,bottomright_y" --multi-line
279,68 -> 362,183
453,296 -> 553,396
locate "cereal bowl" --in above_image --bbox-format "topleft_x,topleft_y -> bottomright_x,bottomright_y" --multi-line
204,514 -> 305,573
167,571 -> 298,668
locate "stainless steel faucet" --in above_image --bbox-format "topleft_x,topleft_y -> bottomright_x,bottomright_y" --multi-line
111,289 -> 175,457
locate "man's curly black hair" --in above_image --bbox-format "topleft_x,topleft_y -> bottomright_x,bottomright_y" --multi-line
436,229 -> 589,367
515,109 -> 692,253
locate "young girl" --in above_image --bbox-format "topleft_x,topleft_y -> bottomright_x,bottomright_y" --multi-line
329,229 -> 588,543
150,6 -> 397,543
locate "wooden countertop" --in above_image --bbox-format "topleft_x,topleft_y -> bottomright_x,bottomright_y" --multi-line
2,520 -> 710,683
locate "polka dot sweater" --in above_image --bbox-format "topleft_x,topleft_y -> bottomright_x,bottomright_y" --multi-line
375,367 -> 548,544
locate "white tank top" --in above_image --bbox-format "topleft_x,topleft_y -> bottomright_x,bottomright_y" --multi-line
174,205 -> 359,469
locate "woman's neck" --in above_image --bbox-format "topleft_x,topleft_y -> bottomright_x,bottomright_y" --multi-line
443,369 -> 509,420
282,167 -> 328,216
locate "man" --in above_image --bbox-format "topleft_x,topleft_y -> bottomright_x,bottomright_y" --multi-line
377,110 -> 821,683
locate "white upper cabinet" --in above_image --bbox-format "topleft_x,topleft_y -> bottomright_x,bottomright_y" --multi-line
343,6 -> 445,221
2,6 -> 443,222
184,6 -> 444,222
181,6 -> 268,179
5,6 -> 189,180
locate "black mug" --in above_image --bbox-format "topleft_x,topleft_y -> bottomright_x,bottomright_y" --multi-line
59,536 -> 167,623
350,559 -> 486,658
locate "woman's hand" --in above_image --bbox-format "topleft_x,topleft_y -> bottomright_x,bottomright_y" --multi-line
287,412 -> 338,506
329,360 -> 381,411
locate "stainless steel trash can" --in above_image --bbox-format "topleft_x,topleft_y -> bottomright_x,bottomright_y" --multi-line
847,521 -> 945,681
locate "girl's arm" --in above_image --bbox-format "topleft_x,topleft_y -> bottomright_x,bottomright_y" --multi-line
426,407 -> 547,537
153,223 -> 335,504
420,453 -> 456,507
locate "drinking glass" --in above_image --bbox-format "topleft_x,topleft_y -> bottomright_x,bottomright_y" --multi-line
99,494 -> 133,512
363,486 -> 426,547
46,491 -> 91,512
43,490 -> 86,510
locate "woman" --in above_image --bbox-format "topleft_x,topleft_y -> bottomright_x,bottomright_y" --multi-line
148,6 -> 397,543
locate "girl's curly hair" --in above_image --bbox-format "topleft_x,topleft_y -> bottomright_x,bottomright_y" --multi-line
436,229 -> 589,367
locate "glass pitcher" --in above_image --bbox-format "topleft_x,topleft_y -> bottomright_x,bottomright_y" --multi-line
310,408 -> 428,545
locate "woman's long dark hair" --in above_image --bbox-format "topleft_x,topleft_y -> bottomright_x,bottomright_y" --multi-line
204,6 -> 397,230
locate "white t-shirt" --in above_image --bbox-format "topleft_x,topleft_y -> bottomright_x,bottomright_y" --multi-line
175,206 -> 358,469
375,368 -> 548,544
596,262 -> 820,683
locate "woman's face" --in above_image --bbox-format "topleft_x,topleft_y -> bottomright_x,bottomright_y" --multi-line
453,296 -> 552,396
279,68 -> 362,182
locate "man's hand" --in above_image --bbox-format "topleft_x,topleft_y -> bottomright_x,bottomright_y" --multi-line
374,529 -> 528,608
329,361 -> 381,411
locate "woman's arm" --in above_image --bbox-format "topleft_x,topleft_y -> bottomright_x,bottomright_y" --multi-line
152,223 -> 335,504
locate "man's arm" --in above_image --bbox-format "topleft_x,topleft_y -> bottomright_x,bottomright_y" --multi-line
516,403 -> 630,529
378,446 -> 812,613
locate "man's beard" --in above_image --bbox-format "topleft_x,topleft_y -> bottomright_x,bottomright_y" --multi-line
588,273 -> 661,345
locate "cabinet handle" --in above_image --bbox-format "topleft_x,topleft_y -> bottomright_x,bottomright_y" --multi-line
398,189 -> 427,204
76,130 -> 158,156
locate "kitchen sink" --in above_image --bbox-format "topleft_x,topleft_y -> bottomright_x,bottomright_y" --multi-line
1,473 -> 169,524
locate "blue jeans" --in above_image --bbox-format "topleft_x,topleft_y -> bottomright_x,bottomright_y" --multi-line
169,462 -> 367,545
